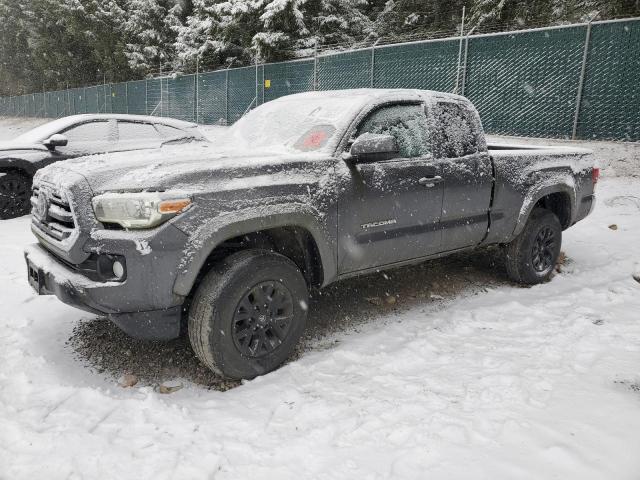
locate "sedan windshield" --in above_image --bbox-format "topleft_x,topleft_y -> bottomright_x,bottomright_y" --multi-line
220,95 -> 365,154
14,118 -> 74,144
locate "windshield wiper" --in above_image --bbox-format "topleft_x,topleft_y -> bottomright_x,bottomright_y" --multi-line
160,136 -> 201,147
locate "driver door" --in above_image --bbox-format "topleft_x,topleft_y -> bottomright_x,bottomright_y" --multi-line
337,102 -> 444,273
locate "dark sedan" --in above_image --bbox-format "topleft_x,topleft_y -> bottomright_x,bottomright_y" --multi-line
0,114 -> 206,219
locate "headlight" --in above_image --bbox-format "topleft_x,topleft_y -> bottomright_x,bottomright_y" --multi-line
92,192 -> 191,229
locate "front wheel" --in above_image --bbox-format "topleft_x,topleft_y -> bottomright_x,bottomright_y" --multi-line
504,208 -> 562,285
188,250 -> 309,379
0,172 -> 32,220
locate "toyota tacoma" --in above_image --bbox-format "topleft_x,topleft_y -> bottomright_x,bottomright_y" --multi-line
24,89 -> 597,379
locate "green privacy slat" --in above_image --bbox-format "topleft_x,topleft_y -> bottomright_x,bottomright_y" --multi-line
318,49 -> 371,90
111,83 -> 128,113
1,19 -> 639,140
375,39 -> 460,92
577,19 -> 640,141
70,87 -> 87,114
263,59 -> 314,103
197,71 -> 226,125
464,25 -> 586,138
145,79 -> 162,116
228,66 -> 257,124
127,80 -> 147,115
165,75 -> 196,122
85,86 -> 98,113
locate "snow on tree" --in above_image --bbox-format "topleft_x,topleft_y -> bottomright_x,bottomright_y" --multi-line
1,0 -> 639,95
124,0 -> 182,74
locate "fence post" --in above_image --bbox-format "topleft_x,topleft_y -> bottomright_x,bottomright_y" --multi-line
313,40 -> 318,91
125,82 -> 129,114
370,40 -> 379,88
225,67 -> 229,125
195,58 -> 199,123
572,21 -> 593,140
145,79 -> 148,115
460,36 -> 470,96
454,6 -> 466,94
255,58 -> 259,108
194,73 -> 198,123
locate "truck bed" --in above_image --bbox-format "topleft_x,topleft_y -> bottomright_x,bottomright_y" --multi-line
483,142 -> 596,245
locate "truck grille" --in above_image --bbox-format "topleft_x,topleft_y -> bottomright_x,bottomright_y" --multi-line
30,186 -> 76,241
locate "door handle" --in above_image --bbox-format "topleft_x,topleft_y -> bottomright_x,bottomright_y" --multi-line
418,176 -> 443,187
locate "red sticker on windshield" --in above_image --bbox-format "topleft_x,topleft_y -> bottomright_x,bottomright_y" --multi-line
294,125 -> 335,151
302,130 -> 328,148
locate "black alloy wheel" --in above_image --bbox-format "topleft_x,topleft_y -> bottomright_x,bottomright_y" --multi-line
232,281 -> 295,358
504,208 -> 562,285
531,226 -> 556,273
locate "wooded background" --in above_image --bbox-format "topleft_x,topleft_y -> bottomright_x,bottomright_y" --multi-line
1,0 -> 638,96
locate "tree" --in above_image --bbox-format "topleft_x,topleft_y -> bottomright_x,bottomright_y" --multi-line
124,0 -> 182,75
0,0 -> 34,95
253,0 -> 373,60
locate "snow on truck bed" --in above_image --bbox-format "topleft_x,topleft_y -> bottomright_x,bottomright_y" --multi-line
1,117 -> 640,479
488,142 -> 593,155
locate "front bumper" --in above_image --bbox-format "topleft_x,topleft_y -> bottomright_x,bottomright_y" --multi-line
24,230 -> 187,341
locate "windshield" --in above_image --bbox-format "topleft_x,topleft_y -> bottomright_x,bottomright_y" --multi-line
220,95 -> 365,154
14,118 -> 75,144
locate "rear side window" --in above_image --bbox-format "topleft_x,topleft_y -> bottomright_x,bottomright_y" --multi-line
118,121 -> 161,141
155,124 -> 187,139
357,103 -> 431,158
433,102 -> 479,158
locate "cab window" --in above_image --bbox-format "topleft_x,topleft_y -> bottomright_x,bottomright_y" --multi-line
433,102 -> 479,158
356,103 -> 431,158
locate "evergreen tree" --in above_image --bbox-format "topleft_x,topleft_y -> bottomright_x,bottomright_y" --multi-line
0,0 -> 33,95
1,0 -> 640,95
124,0 -> 182,74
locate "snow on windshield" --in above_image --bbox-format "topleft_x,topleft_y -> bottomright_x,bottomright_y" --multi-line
221,95 -> 365,154
14,117 -> 74,144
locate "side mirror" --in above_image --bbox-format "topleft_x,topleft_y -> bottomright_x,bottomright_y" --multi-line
346,133 -> 399,163
43,134 -> 68,150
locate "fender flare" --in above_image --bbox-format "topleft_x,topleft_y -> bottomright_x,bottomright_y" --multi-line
512,182 -> 576,238
173,204 -> 336,296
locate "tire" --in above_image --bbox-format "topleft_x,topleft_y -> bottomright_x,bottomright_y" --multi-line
0,172 -> 32,220
504,208 -> 562,285
188,249 -> 309,379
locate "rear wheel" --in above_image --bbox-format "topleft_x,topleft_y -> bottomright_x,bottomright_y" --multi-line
0,172 -> 32,220
505,208 -> 562,285
188,249 -> 309,379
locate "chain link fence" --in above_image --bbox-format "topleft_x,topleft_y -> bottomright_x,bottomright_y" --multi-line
1,17 -> 638,141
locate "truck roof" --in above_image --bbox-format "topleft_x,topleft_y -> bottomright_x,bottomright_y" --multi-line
269,88 -> 469,105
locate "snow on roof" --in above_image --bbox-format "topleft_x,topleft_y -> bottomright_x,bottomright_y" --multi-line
61,114 -> 198,128
271,88 -> 468,104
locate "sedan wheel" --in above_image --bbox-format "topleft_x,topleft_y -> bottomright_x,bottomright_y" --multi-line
0,172 -> 32,220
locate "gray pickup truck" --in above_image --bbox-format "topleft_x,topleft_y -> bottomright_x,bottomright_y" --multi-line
24,89 -> 597,379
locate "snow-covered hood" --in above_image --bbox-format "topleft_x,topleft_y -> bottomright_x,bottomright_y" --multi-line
35,142 -> 329,194
0,140 -> 47,154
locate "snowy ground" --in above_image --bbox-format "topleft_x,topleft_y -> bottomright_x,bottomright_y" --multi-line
1,118 -> 640,479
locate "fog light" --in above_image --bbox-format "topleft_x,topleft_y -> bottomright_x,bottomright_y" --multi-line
112,260 -> 125,279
